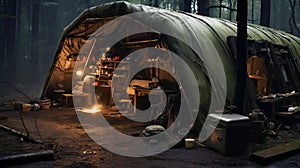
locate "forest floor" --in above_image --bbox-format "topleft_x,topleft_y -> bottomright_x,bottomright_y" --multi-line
0,105 -> 300,168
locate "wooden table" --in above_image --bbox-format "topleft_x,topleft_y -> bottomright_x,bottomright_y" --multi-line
133,88 -> 157,115
258,93 -> 300,118
258,97 -> 284,118
133,87 -> 177,116
62,94 -> 73,107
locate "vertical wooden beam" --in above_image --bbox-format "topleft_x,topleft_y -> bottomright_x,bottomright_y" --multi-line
235,0 -> 248,112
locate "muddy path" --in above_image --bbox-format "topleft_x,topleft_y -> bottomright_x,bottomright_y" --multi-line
0,108 -> 299,167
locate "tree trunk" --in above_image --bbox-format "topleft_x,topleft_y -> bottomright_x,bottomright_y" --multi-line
154,0 -> 159,7
83,0 -> 90,8
0,1 -> 5,78
179,0 -> 183,11
173,0 -> 178,10
3,0 -> 17,81
15,0 -> 21,81
235,0 -> 248,112
197,0 -> 209,16
31,3 -> 40,39
179,0 -> 191,12
5,0 -> 17,57
31,2 -> 41,84
260,0 -> 270,27
27,0 -> 32,82
38,2 -> 58,86
185,0 -> 192,12
44,2 -> 58,68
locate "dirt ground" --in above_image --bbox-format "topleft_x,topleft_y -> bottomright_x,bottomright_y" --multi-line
1,106 -> 300,168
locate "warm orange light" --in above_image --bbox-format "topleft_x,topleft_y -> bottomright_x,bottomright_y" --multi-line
82,105 -> 101,113
91,106 -> 100,113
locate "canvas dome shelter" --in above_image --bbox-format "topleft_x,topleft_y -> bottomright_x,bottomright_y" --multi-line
42,1 -> 300,131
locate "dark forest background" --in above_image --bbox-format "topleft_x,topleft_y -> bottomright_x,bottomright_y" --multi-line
0,0 -> 299,99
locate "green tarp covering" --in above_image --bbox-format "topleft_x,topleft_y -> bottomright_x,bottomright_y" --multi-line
42,1 -> 300,131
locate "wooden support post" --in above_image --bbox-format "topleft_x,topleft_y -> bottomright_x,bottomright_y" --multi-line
234,0 -> 248,112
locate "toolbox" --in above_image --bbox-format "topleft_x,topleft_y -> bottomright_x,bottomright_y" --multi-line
205,113 -> 250,155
